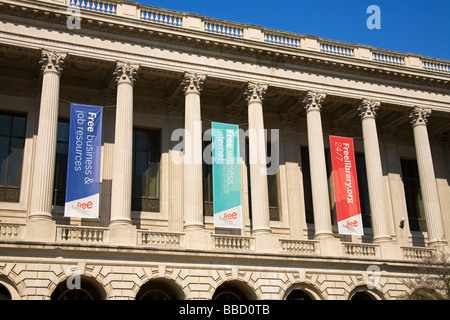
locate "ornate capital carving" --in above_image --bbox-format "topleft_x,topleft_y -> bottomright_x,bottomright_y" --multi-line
182,72 -> 206,94
410,106 -> 431,127
244,82 -> 268,103
40,50 -> 66,75
114,62 -> 139,85
358,98 -> 380,119
302,91 -> 326,112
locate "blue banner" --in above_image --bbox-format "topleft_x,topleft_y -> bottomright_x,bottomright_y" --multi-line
211,122 -> 242,229
64,104 -> 103,218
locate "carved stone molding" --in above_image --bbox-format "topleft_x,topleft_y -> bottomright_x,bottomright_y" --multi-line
40,50 -> 66,75
409,106 -> 431,127
302,91 -> 326,112
182,72 -> 206,94
358,98 -> 380,119
114,62 -> 139,85
244,82 -> 268,103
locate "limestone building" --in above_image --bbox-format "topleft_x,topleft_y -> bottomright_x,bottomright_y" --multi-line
0,0 -> 449,300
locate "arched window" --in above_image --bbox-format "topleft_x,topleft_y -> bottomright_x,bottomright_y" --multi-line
286,289 -> 314,300
350,291 -> 375,300
213,282 -> 253,300
136,280 -> 180,300
51,279 -> 103,300
0,283 -> 11,300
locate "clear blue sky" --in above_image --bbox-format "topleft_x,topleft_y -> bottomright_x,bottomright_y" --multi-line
139,0 -> 450,61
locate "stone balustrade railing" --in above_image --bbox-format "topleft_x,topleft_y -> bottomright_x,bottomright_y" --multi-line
56,225 -> 109,243
137,230 -> 184,248
212,234 -> 255,251
36,0 -> 449,74
0,223 -> 24,240
0,221 -> 441,262
402,246 -> 435,261
279,239 -> 318,254
342,243 -> 380,258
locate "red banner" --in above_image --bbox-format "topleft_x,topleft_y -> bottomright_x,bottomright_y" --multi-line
329,136 -> 364,235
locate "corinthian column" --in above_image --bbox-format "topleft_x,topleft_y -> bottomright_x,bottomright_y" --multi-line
410,107 -> 446,246
182,72 -> 205,231
303,91 -> 333,239
109,62 -> 139,227
358,99 -> 391,242
29,50 -> 66,222
246,82 -> 271,235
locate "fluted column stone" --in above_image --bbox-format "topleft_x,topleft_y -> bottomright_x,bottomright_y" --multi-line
410,107 -> 446,246
303,91 -> 333,239
182,72 -> 205,231
29,50 -> 66,221
109,62 -> 139,227
358,99 -> 391,242
246,82 -> 271,235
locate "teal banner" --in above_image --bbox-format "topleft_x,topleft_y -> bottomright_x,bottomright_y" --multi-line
211,122 -> 242,229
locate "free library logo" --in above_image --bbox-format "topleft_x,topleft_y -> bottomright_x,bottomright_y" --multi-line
64,104 -> 103,219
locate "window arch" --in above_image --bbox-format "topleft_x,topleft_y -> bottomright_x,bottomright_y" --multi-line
51,278 -> 104,300
212,281 -> 256,300
348,286 -> 383,300
350,291 -> 376,300
285,289 -> 314,300
136,279 -> 183,300
0,283 -> 11,300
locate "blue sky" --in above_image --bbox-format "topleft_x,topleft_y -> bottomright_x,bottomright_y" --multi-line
140,0 -> 450,61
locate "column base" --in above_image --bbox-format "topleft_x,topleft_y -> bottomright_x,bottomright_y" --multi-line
428,239 -> 448,248
25,218 -> 56,242
314,231 -> 334,240
251,227 -> 272,236
373,235 -> 392,243
109,223 -> 137,246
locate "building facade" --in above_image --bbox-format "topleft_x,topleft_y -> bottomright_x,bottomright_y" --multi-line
0,0 -> 449,300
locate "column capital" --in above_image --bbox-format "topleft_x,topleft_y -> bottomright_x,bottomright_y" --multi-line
410,106 -> 431,127
302,91 -> 326,112
182,72 -> 206,94
114,62 -> 139,85
358,98 -> 380,119
40,49 -> 66,75
245,82 -> 268,103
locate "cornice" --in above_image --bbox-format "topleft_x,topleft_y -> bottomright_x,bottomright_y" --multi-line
1,0 -> 450,94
